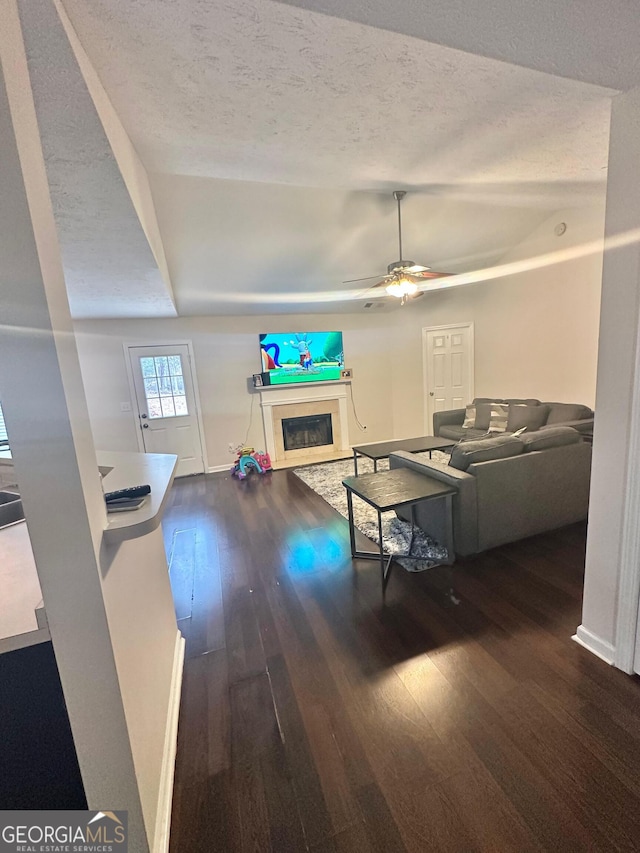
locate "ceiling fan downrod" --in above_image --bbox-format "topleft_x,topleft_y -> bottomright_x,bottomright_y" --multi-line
393,190 -> 406,263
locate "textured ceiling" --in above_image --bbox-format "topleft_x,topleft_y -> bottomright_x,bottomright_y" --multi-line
18,0 -> 177,319
278,0 -> 640,92
31,0 -> 616,316
60,0 -> 613,196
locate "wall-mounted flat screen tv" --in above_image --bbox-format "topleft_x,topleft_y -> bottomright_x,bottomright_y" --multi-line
259,332 -> 344,385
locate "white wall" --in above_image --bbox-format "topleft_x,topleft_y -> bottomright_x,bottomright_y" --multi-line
474,206 -> 604,406
579,84 -> 640,667
75,206 -> 604,469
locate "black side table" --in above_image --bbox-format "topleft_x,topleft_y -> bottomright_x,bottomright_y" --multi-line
342,467 -> 456,591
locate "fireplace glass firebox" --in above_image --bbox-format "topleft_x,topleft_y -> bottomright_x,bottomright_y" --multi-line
282,413 -> 333,451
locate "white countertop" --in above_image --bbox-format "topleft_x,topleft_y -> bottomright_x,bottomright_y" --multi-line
99,451 -> 177,544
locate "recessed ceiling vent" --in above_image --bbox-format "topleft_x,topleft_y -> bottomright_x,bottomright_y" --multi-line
364,302 -> 386,309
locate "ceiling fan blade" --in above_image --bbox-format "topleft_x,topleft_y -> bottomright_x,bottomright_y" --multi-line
355,277 -> 392,299
342,274 -> 385,284
410,270 -> 454,280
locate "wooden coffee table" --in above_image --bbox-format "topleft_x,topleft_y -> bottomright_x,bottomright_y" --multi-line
352,435 -> 455,475
342,467 -> 456,591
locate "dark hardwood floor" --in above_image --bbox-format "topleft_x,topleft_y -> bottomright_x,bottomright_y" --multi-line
166,469 -> 640,852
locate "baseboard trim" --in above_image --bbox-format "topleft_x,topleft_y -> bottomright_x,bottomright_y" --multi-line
208,463 -> 230,474
153,630 -> 185,853
572,625 -> 615,665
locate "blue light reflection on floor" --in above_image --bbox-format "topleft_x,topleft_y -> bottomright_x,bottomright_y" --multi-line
285,520 -> 346,575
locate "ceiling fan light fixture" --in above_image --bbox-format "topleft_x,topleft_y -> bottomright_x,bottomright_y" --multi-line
386,278 -> 418,298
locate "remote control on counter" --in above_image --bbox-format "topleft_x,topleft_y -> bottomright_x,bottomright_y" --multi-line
104,484 -> 151,503
106,497 -> 146,513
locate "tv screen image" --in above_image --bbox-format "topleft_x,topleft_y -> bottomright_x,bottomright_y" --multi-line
259,332 -> 344,386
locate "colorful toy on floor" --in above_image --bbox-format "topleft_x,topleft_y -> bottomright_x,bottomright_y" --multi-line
231,447 -> 272,479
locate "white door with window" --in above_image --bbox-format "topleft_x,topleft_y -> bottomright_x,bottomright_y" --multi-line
423,324 -> 474,433
128,344 -> 205,477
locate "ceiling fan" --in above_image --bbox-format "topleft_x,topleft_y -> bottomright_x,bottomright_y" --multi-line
344,190 -> 453,305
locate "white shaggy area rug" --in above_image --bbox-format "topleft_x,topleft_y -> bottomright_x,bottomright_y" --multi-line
293,453 -> 450,571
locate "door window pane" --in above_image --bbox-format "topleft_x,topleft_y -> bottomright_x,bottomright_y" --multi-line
144,377 -> 159,397
139,354 -> 189,419
174,396 -> 188,415
140,357 -> 156,378
148,397 -> 162,418
161,397 -> 176,417
158,375 -> 173,396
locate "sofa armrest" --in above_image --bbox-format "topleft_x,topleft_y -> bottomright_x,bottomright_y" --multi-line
540,418 -> 593,434
433,408 -> 465,436
389,451 -> 469,483
389,451 -> 479,556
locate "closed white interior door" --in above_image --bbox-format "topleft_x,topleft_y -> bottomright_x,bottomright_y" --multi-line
423,324 -> 474,433
128,344 -> 205,476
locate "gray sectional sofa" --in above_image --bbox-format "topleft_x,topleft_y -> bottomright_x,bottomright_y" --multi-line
389,428 -> 591,557
433,397 -> 594,442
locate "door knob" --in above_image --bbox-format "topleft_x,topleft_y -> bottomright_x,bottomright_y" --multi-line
142,423 -> 149,429
429,392 -> 434,397
140,413 -> 148,419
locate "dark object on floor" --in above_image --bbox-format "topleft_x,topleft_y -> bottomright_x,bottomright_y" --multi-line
0,642 -> 86,809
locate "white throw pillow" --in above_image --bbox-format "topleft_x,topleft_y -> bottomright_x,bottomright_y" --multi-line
488,403 -> 509,433
462,404 -> 476,429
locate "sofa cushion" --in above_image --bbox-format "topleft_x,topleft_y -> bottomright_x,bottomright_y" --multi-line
449,434 -> 524,472
546,403 -> 592,424
506,404 -> 550,433
439,425 -> 487,441
474,402 -> 496,430
519,426 -> 582,451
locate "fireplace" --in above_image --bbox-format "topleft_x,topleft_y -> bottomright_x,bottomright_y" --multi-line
258,383 -> 350,464
282,413 -> 333,451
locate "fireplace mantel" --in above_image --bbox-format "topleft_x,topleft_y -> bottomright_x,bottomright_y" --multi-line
258,381 -> 350,463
